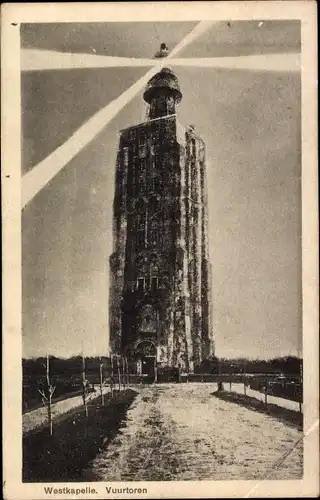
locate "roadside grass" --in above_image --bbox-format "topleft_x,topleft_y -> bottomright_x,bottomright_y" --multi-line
23,388 -> 84,414
23,389 -> 138,482
212,390 -> 303,430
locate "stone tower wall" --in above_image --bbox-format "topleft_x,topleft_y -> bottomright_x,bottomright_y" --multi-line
109,115 -> 214,370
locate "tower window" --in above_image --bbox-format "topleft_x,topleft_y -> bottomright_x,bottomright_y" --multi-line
149,195 -> 159,214
151,175 -> 163,193
139,131 -> 146,142
150,176 -> 156,191
137,212 -> 146,230
155,153 -> 160,166
136,175 -> 146,195
149,229 -> 159,247
136,278 -> 145,292
192,139 -> 196,156
138,170 -> 145,183
150,256 -> 159,275
139,144 -> 147,158
137,229 -> 145,248
136,198 -> 145,212
150,277 -> 158,292
145,276 -> 150,290
150,175 -> 163,193
131,163 -> 136,188
123,147 -> 129,167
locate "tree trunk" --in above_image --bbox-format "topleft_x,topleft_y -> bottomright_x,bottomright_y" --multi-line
122,357 -> 126,389
48,396 -> 53,436
82,356 -> 88,417
100,362 -> 104,405
46,355 -> 53,435
117,357 -> 121,391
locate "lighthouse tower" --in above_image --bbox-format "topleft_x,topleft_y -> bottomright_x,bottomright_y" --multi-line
109,67 -> 214,377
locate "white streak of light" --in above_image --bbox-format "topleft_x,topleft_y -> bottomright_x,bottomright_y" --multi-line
170,53 -> 301,72
168,20 -> 214,58
22,21 -> 208,208
22,63 -> 163,208
21,49 -> 157,71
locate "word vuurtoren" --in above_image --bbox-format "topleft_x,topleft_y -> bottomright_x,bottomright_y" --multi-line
106,487 -> 148,494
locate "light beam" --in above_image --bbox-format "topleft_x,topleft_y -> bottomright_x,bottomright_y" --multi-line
22,64 -> 162,208
21,49 -> 157,71
22,21 -> 212,208
170,53 -> 301,72
168,21 -> 214,58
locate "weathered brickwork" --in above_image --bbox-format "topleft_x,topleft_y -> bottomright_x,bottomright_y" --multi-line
109,68 -> 214,373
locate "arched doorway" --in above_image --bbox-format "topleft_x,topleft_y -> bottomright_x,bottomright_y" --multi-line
135,340 -> 157,381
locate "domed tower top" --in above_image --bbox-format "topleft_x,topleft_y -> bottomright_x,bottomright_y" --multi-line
143,67 -> 182,120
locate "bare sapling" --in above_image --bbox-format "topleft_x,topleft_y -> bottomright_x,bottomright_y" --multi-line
117,356 -> 121,391
99,358 -> 105,406
243,361 -> 247,396
299,359 -> 303,414
110,355 -> 114,397
124,357 -> 129,386
38,354 -> 55,436
126,357 -> 130,386
122,356 -> 126,389
82,355 -> 90,417
264,365 -> 268,412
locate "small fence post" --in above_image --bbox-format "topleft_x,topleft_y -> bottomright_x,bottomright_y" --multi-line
264,380 -> 268,412
229,381 -> 232,392
243,361 -> 247,396
154,357 -> 158,384
218,359 -> 224,391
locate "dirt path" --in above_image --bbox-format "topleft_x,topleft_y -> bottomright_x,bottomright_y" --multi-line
84,384 -> 303,481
